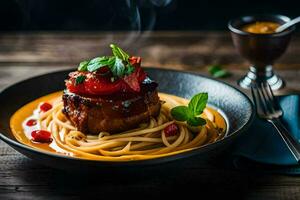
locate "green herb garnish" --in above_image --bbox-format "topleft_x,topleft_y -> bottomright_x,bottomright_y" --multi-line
75,75 -> 86,85
78,61 -> 89,71
124,63 -> 135,75
110,44 -> 130,61
111,57 -> 126,77
171,93 -> 208,126
77,44 -> 134,78
208,65 -> 230,78
86,56 -> 114,72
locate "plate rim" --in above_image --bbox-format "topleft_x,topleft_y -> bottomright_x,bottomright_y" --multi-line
0,67 -> 255,166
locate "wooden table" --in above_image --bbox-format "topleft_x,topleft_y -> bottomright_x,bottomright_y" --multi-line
1,32 -> 300,199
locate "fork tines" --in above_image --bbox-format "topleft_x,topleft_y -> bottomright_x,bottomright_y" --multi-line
251,82 -> 283,119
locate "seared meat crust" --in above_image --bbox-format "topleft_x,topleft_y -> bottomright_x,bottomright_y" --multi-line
62,81 -> 160,134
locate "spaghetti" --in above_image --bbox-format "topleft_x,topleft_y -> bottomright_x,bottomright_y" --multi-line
11,93 -> 226,161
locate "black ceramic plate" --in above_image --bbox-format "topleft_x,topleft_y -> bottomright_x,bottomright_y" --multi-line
0,68 -> 254,171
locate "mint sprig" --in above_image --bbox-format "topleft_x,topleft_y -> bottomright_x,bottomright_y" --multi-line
208,65 -> 230,78
87,56 -> 114,72
170,106 -> 191,121
111,57 -> 125,77
187,117 -> 206,126
78,61 -> 89,71
77,44 -> 134,78
110,44 -> 130,61
171,93 -> 208,126
188,92 -> 208,115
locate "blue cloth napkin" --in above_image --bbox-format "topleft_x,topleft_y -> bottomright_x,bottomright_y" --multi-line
231,95 -> 300,174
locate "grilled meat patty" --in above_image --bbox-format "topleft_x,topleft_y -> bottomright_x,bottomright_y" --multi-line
62,80 -> 161,134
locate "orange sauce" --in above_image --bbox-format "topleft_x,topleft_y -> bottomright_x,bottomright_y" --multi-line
9,91 -> 72,155
242,21 -> 280,34
10,91 -> 227,160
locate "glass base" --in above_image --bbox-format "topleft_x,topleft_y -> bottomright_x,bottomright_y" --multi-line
238,65 -> 284,90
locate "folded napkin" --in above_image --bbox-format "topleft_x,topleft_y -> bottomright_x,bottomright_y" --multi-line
231,94 -> 300,174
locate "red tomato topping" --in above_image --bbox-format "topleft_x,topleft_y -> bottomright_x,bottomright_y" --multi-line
26,119 -> 37,126
65,76 -> 86,95
66,73 -> 123,95
31,130 -> 52,143
40,102 -> 52,112
84,76 -> 123,95
123,67 -> 146,92
164,123 -> 179,137
65,57 -> 147,95
129,56 -> 141,67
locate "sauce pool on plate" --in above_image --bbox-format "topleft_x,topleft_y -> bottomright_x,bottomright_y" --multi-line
10,91 -> 227,160
242,21 -> 280,34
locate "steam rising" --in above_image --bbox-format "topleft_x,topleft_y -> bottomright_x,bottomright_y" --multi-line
13,0 -> 174,63
106,0 -> 173,47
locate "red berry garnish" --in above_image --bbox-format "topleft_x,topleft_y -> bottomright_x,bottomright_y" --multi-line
164,123 -> 179,137
31,130 -> 52,143
26,119 -> 37,126
40,102 -> 52,112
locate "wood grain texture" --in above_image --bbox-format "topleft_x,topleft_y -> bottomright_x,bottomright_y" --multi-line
2,138 -> 300,200
1,32 -> 300,199
0,31 -> 300,69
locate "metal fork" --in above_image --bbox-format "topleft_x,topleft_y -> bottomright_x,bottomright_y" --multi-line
251,82 -> 300,163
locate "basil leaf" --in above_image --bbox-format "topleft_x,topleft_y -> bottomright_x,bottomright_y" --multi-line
187,117 -> 206,126
75,75 -> 86,85
111,57 -> 125,77
110,44 -> 129,61
124,63 -> 135,75
212,70 -> 230,78
208,65 -> 230,78
87,56 -> 113,72
78,61 -> 89,71
171,106 -> 191,121
188,93 -> 208,115
208,65 -> 221,74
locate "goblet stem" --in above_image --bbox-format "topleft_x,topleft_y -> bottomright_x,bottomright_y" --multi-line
238,65 -> 284,90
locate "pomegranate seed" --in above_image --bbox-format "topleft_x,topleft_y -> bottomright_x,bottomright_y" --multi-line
26,119 -> 37,126
40,102 -> 52,112
164,123 -> 179,137
31,130 -> 52,143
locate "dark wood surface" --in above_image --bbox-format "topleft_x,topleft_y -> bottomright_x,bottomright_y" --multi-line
1,32 -> 300,199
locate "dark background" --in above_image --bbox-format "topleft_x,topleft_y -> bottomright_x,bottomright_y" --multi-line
0,0 -> 299,31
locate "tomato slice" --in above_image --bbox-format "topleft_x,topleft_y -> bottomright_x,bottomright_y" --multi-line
65,57 -> 147,95
66,73 -> 123,95
66,79 -> 86,94
123,67 -> 147,92
129,56 -> 141,67
84,77 -> 123,95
